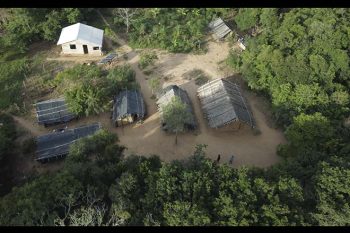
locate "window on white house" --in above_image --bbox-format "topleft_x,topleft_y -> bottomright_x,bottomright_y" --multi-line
70,44 -> 76,49
93,47 -> 99,50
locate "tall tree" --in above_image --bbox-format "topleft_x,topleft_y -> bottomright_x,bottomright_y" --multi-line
113,8 -> 139,33
161,96 -> 191,145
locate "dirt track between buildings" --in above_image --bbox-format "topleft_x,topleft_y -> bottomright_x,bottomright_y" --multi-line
14,11 -> 286,171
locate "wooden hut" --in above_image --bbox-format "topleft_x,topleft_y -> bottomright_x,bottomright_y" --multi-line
112,90 -> 145,127
35,123 -> 101,163
208,18 -> 232,41
156,85 -> 197,132
35,97 -> 76,127
197,78 -> 255,129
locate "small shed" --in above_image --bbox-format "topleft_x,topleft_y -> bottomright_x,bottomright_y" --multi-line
35,122 -> 101,163
238,37 -> 246,50
156,85 -> 197,131
57,23 -> 104,56
208,18 -> 232,41
112,90 -> 146,127
197,78 -> 255,129
35,97 -> 76,127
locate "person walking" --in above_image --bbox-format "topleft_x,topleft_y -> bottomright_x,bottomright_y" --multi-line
229,155 -> 234,165
217,154 -> 221,163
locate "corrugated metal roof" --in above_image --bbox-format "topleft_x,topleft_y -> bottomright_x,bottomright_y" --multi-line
156,85 -> 197,130
197,79 -> 255,128
57,23 -> 104,46
112,90 -> 145,123
35,97 -> 76,125
97,52 -> 118,65
35,123 -> 101,162
208,18 -> 232,40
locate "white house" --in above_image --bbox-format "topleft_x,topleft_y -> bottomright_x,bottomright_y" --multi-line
57,23 -> 104,56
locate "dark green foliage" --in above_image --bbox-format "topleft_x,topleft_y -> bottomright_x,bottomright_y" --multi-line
55,64 -> 109,116
128,9 -> 217,53
138,51 -> 158,70
1,8 -> 350,226
311,162 -> 350,226
21,137 -> 36,154
106,65 -> 138,94
0,114 -> 16,161
0,58 -> 28,110
162,96 -> 192,144
0,170 -> 83,225
230,8 -> 350,125
55,64 -> 137,116
2,8 -> 88,52
229,8 -> 350,225
279,112 -> 334,157
235,8 -> 261,31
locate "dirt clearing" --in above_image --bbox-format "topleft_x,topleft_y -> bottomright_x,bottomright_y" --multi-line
104,41 -> 286,168
23,40 -> 285,168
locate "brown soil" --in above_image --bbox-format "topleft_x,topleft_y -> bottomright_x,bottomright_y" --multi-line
12,11 -> 286,176
60,40 -> 286,168
108,41 -> 286,168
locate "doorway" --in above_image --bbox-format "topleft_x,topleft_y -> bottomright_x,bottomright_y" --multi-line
83,45 -> 88,54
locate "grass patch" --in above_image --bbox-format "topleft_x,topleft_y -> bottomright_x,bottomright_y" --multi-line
143,68 -> 154,76
21,137 -> 36,154
143,70 -> 153,76
183,69 -> 210,86
252,128 -> 261,136
138,51 -> 158,70
0,58 -> 29,110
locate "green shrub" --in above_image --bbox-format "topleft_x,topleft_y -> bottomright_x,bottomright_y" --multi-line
22,137 -> 36,154
128,9 -> 214,53
106,65 -> 138,94
0,58 -> 28,110
138,51 -> 158,70
0,114 -> 16,161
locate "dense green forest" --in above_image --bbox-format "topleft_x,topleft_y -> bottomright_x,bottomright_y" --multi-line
0,8 -> 349,226
127,8 -> 233,52
54,64 -> 138,116
1,8 -> 93,52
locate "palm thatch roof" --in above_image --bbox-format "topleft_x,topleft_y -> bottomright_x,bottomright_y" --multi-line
197,78 -> 255,128
112,89 -> 145,123
208,18 -> 232,40
156,85 -> 197,130
35,97 -> 76,126
35,122 -> 101,162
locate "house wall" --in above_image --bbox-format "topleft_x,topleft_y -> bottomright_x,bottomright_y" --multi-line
116,115 -> 134,127
214,120 -> 243,132
61,40 -> 103,56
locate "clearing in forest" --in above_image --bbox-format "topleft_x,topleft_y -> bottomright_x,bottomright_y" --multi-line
102,41 -> 285,168
15,26 -> 285,169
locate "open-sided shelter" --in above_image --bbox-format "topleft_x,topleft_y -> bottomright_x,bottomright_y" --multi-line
35,97 -> 76,126
208,18 -> 232,41
197,78 -> 255,129
112,89 -> 146,127
57,23 -> 104,56
35,122 -> 101,163
156,85 -> 197,131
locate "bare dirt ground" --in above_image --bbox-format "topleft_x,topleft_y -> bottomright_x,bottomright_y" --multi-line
102,41 -> 286,168
11,116 -> 65,173
11,12 -> 285,177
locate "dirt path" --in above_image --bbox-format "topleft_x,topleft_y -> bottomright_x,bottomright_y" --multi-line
12,115 -> 47,136
96,9 -> 157,115
90,10 -> 286,168
13,11 -> 285,170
